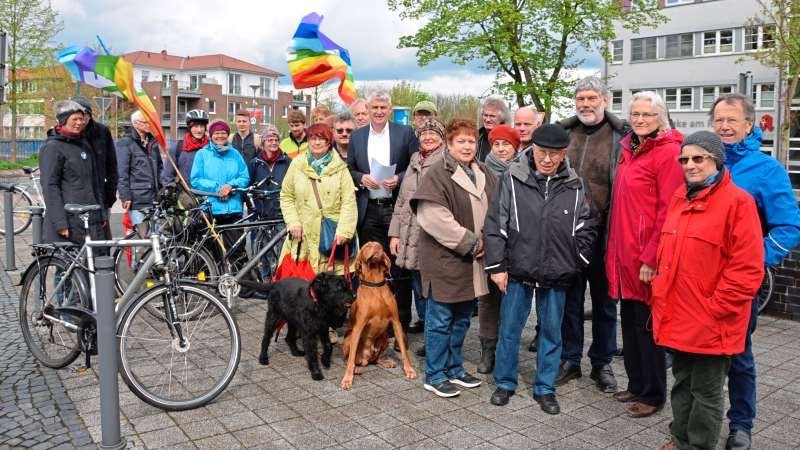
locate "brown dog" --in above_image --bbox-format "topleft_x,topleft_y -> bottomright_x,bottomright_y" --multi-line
340,242 -> 416,389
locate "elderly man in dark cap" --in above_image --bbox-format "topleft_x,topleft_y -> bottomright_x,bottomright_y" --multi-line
72,96 -> 118,237
484,124 -> 598,414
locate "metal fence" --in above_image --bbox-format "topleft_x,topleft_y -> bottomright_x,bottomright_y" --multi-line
0,140 -> 44,159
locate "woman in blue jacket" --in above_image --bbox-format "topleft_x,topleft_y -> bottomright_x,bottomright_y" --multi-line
190,120 -> 250,226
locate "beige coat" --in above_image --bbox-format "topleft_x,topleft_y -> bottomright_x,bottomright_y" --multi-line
388,148 -> 444,270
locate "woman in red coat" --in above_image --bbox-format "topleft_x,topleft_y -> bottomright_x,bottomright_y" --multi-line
606,91 -> 684,418
653,131 -> 763,450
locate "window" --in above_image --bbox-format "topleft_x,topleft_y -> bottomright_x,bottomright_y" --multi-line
261,105 -> 271,124
753,83 -> 775,108
665,33 -> 693,58
228,102 -> 242,119
282,106 -> 289,117
744,25 -> 775,51
665,0 -> 694,5
611,90 -> 623,112
665,88 -> 693,111
207,99 -> 216,114
702,86 -> 735,109
703,30 -> 733,55
260,77 -> 272,98
189,74 -> 206,90
631,37 -> 657,61
610,40 -> 623,64
141,70 -> 149,83
228,73 -> 241,95
161,73 -> 175,88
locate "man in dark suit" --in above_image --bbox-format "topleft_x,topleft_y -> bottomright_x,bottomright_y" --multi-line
347,91 -> 418,333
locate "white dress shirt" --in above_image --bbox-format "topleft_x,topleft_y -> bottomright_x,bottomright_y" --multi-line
367,123 -> 392,199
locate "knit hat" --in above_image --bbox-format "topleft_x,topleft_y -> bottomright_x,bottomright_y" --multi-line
208,120 -> 231,136
54,100 -> 87,125
260,125 -> 280,139
531,123 -> 570,149
682,130 -> 725,168
413,100 -> 438,115
488,125 -> 521,149
415,118 -> 445,140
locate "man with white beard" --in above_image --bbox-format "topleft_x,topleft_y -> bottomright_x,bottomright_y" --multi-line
553,76 -> 630,394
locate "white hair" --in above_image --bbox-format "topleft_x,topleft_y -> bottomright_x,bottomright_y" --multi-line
367,91 -> 392,105
629,91 -> 671,130
514,105 -> 538,117
130,110 -> 144,123
574,76 -> 610,98
478,96 -> 511,125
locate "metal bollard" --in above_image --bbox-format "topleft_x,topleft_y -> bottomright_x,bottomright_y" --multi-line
4,190 -> 16,271
30,206 -> 44,245
94,256 -> 125,450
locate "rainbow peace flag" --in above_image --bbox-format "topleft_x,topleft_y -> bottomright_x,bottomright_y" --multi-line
287,12 -> 356,105
56,46 -> 167,149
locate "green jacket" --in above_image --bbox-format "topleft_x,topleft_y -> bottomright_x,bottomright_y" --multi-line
279,150 -> 358,274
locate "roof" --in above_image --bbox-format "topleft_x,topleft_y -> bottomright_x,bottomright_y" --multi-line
122,50 -> 284,77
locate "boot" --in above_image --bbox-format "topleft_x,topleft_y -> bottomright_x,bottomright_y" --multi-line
477,337 -> 497,374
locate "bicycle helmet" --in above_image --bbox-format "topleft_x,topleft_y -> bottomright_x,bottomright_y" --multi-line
54,100 -> 87,125
185,109 -> 209,127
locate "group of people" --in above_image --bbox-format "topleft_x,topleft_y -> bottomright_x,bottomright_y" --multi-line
38,75 -> 800,450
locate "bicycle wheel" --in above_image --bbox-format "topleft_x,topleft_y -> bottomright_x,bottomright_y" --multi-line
117,283 -> 240,411
757,266 -> 775,314
0,187 -> 34,235
18,256 -> 88,368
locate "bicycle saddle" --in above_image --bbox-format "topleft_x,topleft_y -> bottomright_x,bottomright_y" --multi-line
64,204 -> 102,214
22,166 -> 39,174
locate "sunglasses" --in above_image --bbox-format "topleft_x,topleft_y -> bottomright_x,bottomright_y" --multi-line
335,128 -> 354,134
678,154 -> 713,165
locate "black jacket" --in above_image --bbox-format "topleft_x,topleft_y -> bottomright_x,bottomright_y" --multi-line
39,130 -> 105,243
484,155 -> 598,288
247,152 -> 290,220
116,129 -> 163,210
232,132 -> 259,165
83,119 -> 118,209
476,127 -> 491,163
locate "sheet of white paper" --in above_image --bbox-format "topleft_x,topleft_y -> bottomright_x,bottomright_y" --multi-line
369,159 -> 397,198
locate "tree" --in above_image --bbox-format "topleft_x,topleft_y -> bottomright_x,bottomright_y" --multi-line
388,0 -> 665,121
743,0 -> 800,166
0,0 -> 62,160
389,80 -> 430,107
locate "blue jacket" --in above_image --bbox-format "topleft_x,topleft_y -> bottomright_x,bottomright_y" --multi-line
724,126 -> 800,266
190,142 -> 250,216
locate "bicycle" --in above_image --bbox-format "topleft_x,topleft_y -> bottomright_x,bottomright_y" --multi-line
757,265 -> 775,314
0,166 -> 44,235
18,203 -> 241,411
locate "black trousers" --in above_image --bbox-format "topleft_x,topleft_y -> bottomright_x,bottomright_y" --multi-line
359,201 -> 412,329
620,300 -> 666,407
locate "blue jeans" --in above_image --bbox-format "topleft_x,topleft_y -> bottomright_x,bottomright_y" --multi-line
727,297 -> 758,432
424,291 -> 475,385
494,281 -> 566,396
411,270 -> 426,322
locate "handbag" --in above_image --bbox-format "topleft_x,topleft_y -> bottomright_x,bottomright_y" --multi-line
310,178 -> 355,259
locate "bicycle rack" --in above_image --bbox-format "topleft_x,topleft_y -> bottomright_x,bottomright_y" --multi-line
95,256 -> 125,450
1,184 -> 16,270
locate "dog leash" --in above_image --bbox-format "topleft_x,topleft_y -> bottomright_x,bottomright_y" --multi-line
325,241 -> 352,287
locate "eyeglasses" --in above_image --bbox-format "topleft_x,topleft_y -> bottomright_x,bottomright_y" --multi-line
335,128 -> 354,134
630,112 -> 659,119
533,148 -> 564,160
678,154 -> 713,165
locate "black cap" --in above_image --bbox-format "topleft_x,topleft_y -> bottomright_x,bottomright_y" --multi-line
531,123 -> 570,149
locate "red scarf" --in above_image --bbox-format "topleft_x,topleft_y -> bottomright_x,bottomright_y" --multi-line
182,133 -> 208,152
55,124 -> 81,139
261,149 -> 281,164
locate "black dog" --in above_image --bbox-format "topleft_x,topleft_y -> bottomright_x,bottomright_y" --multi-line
247,273 -> 352,380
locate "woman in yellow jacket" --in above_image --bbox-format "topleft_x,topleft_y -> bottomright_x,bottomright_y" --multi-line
279,123 -> 357,275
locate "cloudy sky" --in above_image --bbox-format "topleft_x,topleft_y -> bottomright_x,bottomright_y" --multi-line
50,0 -> 602,97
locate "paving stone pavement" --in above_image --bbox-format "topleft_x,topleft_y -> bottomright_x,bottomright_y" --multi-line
1,228 -> 800,449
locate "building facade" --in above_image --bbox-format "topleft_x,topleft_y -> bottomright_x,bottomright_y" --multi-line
604,0 -> 799,193
124,50 -> 311,140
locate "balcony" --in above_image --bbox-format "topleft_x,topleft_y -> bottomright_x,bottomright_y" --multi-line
291,93 -> 308,108
161,81 -> 203,99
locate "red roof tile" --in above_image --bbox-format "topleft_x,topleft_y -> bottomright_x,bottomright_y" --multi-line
123,50 -> 283,77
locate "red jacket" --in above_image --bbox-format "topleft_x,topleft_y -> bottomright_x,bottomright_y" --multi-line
651,171 -> 764,355
606,129 -> 684,303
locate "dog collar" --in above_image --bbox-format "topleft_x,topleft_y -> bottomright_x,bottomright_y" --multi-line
359,279 -> 387,288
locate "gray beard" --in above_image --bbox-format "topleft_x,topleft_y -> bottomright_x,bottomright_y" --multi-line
576,110 -> 604,126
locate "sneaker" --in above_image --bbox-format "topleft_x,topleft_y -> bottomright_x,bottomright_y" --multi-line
328,328 -> 339,344
424,381 -> 461,398
449,372 -> 482,388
